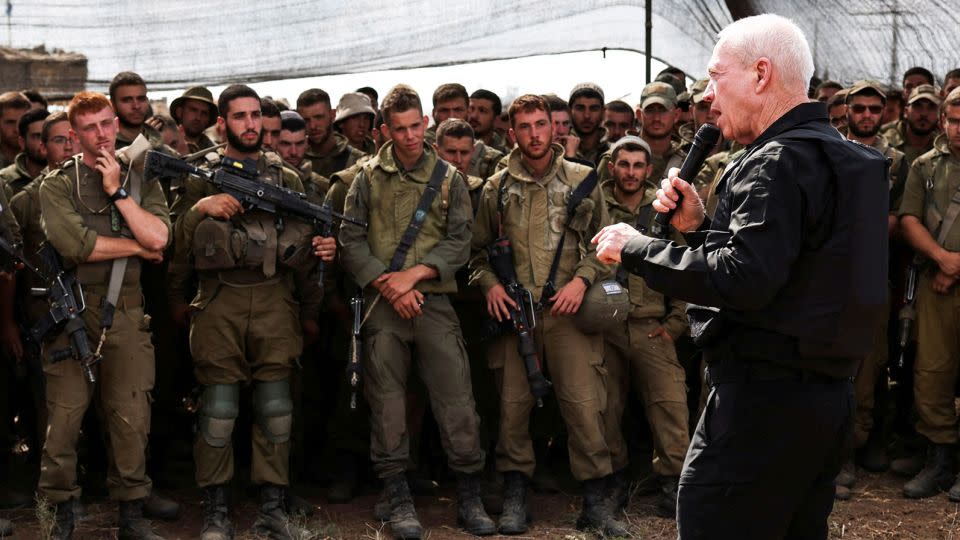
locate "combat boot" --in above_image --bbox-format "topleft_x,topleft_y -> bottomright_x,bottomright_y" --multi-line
903,443 -> 955,499
576,477 -> 629,538
606,469 -> 630,511
118,498 -> 166,540
253,484 -> 311,540
891,452 -> 924,477
860,431 -> 890,472
383,473 -> 423,539
656,475 -> 680,518
200,485 -> 233,540
947,472 -> 960,502
51,499 -> 74,540
455,473 -> 496,536
0,517 -> 11,537
498,471 -> 531,535
144,492 -> 181,522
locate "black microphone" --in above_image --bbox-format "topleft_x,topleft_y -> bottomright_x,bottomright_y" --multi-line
651,123 -> 721,238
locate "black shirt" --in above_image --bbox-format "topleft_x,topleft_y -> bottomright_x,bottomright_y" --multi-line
621,102 -> 888,377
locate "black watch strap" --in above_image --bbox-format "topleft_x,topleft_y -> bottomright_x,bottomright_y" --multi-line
109,187 -> 129,202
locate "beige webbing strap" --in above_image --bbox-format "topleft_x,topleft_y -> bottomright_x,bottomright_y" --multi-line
936,187 -> 960,246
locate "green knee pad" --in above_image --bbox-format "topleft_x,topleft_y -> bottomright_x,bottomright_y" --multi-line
254,379 -> 293,444
199,384 -> 240,448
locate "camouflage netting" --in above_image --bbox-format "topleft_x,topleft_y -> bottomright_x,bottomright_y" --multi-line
7,0 -> 958,91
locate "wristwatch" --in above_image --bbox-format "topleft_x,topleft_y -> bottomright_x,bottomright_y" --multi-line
108,187 -> 129,202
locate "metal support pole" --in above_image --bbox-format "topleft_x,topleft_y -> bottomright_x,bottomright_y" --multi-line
645,0 -> 653,84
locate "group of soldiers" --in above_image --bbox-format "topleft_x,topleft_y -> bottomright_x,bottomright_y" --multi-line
0,61 -> 958,540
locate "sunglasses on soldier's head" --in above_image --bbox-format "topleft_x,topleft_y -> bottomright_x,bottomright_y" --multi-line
849,104 -> 884,114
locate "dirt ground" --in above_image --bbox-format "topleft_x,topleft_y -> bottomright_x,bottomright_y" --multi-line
4,469 -> 960,540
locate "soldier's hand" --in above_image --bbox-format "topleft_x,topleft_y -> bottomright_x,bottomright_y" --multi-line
312,236 -> 336,262
549,277 -> 587,316
562,133 -> 580,158
935,250 -> 960,278
0,320 -> 23,363
144,116 -> 164,133
96,149 -> 122,196
649,325 -> 674,344
485,284 -> 518,322
139,247 -> 164,263
592,222 -> 642,265
196,193 -> 243,219
376,269 -> 419,303
391,289 -> 425,319
654,168 -> 705,233
932,271 -> 957,294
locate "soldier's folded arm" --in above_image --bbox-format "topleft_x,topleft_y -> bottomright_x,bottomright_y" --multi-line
110,174 -> 171,253
338,168 -> 386,288
419,172 -> 472,284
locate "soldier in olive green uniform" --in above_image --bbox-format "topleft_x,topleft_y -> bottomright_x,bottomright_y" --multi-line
598,82 -> 686,185
598,137 -> 690,517
276,110 -> 331,204
569,83 -> 610,166
471,95 -> 624,537
297,88 -> 366,179
169,85 -> 331,540
881,84 -> 942,166
338,85 -> 493,539
896,87 -> 960,501
469,89 -> 511,155
423,83 -> 470,146
334,92 -> 378,155
0,108 -> 49,196
39,92 -> 170,540
170,86 -> 219,155
0,174 -> 23,537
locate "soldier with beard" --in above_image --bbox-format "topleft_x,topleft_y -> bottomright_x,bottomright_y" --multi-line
109,72 -> 165,150
170,87 -> 218,154
0,108 -> 48,196
469,89 -> 511,154
0,92 -> 31,168
275,110 -> 330,203
297,88 -> 365,178
169,85 -> 335,540
424,83 -> 469,145
569,83 -> 609,165
602,100 -> 636,144
881,84 -> 942,166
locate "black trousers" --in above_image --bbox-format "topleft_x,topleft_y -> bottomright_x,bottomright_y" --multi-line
676,359 -> 853,540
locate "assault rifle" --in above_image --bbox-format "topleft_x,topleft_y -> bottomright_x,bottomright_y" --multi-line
0,202 -> 34,275
482,236 -> 552,406
896,259 -> 919,368
347,294 -> 363,410
144,151 -> 368,285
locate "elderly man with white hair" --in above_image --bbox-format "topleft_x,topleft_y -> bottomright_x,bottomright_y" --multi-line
593,14 -> 889,539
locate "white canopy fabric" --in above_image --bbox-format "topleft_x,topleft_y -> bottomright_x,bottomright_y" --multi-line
8,0 -> 959,91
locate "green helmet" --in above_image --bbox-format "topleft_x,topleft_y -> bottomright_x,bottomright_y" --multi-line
574,279 -> 630,334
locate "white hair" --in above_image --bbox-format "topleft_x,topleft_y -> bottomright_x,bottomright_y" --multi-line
717,14 -> 814,96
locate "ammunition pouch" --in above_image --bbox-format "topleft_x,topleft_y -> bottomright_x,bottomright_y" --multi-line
193,212 -> 278,277
276,219 -> 315,273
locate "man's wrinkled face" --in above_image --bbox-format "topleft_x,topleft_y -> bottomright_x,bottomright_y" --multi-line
112,84 -> 148,129
178,99 -> 211,138
277,129 -> 308,168
641,103 -> 679,139
570,97 -> 603,135
22,120 -> 45,165
603,110 -> 634,143
261,115 -> 281,151
339,114 -> 372,148
609,149 -> 650,195
846,95 -> 884,138
0,107 -> 26,150
71,106 -> 118,156
468,98 -> 496,137
435,135 -> 474,174
903,74 -> 931,101
42,120 -> 75,167
298,101 -> 333,147
382,108 -> 426,163
942,104 -> 960,154
829,104 -> 848,131
703,41 -> 758,144
511,108 -> 553,161
906,99 -> 939,136
221,96 -> 263,154
433,98 -> 468,125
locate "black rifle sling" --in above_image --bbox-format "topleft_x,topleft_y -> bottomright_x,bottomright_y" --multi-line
544,169 -> 598,290
387,160 -> 449,272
